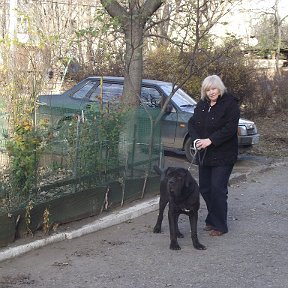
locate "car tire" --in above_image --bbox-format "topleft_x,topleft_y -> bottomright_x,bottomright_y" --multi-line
184,137 -> 196,163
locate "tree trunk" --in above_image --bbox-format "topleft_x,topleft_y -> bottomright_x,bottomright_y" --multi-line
123,20 -> 144,106
100,0 -> 164,106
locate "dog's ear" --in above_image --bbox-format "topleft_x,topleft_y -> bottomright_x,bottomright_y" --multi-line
185,171 -> 193,187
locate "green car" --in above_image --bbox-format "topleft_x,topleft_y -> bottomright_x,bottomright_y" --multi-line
37,76 -> 260,161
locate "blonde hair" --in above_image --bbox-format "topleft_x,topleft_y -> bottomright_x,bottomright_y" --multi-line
201,75 -> 227,100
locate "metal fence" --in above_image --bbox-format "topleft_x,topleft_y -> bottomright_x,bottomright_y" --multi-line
0,113 -> 8,167
0,106 -> 163,213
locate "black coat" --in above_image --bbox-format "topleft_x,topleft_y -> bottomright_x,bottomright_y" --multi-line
188,92 -> 240,166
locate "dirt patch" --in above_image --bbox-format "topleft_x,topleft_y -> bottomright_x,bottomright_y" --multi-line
245,109 -> 288,158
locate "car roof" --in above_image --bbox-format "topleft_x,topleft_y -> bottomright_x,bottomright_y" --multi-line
86,76 -> 173,86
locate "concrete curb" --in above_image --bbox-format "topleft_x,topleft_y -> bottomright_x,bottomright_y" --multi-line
0,196 -> 160,262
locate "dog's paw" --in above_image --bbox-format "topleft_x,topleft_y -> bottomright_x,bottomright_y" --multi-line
153,226 -> 161,233
170,241 -> 181,250
194,243 -> 206,250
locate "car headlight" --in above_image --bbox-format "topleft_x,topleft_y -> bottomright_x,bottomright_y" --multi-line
246,123 -> 258,134
238,124 -> 258,136
238,126 -> 247,136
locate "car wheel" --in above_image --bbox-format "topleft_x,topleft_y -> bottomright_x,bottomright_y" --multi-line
184,137 -> 196,162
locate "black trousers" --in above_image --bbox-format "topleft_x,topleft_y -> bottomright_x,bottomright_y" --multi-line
198,165 -> 234,233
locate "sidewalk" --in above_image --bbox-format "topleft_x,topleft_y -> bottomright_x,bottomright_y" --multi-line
0,155 -> 284,263
0,158 -> 287,287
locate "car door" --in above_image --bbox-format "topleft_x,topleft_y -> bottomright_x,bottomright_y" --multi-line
140,85 -> 178,146
160,104 -> 178,146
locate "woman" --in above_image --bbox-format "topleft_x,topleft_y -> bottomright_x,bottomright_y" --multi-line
188,75 -> 240,236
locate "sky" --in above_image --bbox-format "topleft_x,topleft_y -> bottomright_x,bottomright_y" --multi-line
211,0 -> 288,46
250,0 -> 288,17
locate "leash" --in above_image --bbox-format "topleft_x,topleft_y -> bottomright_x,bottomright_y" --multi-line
197,148 -> 207,166
188,148 -> 207,171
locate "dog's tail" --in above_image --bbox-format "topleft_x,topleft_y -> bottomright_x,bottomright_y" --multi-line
153,165 -> 162,175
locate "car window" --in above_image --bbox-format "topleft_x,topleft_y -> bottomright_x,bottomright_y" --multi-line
73,80 -> 95,99
72,81 -> 162,107
140,87 -> 161,108
89,83 -> 123,103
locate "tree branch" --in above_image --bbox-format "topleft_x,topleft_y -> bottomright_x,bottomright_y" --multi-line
141,0 -> 164,21
100,0 -> 128,21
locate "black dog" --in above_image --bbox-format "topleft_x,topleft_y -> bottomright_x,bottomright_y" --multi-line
153,166 -> 206,250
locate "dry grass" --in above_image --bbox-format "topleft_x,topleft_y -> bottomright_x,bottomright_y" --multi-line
248,109 -> 288,157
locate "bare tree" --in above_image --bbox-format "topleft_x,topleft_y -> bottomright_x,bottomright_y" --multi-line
142,0 -> 242,97
100,0 -> 164,106
249,0 -> 288,75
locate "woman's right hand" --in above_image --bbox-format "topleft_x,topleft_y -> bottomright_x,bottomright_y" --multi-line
195,138 -> 212,150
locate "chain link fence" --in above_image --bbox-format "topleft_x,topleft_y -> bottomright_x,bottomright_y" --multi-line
0,106 -> 163,214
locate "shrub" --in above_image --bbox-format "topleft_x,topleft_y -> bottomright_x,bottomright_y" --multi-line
143,47 -> 202,99
63,104 -> 128,177
6,115 -> 49,199
143,43 -> 259,111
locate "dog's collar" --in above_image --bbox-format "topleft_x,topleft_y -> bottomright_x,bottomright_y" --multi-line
182,208 -> 191,213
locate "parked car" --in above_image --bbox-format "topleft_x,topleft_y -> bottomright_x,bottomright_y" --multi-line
37,76 -> 260,161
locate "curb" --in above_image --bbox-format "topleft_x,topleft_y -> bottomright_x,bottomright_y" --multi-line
0,196 -> 160,262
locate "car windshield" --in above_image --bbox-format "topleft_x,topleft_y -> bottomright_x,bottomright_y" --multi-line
160,84 -> 197,112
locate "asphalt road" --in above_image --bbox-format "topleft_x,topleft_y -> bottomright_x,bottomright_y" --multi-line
0,156 -> 287,288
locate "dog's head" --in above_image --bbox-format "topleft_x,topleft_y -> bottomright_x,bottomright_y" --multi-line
166,168 -> 196,199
